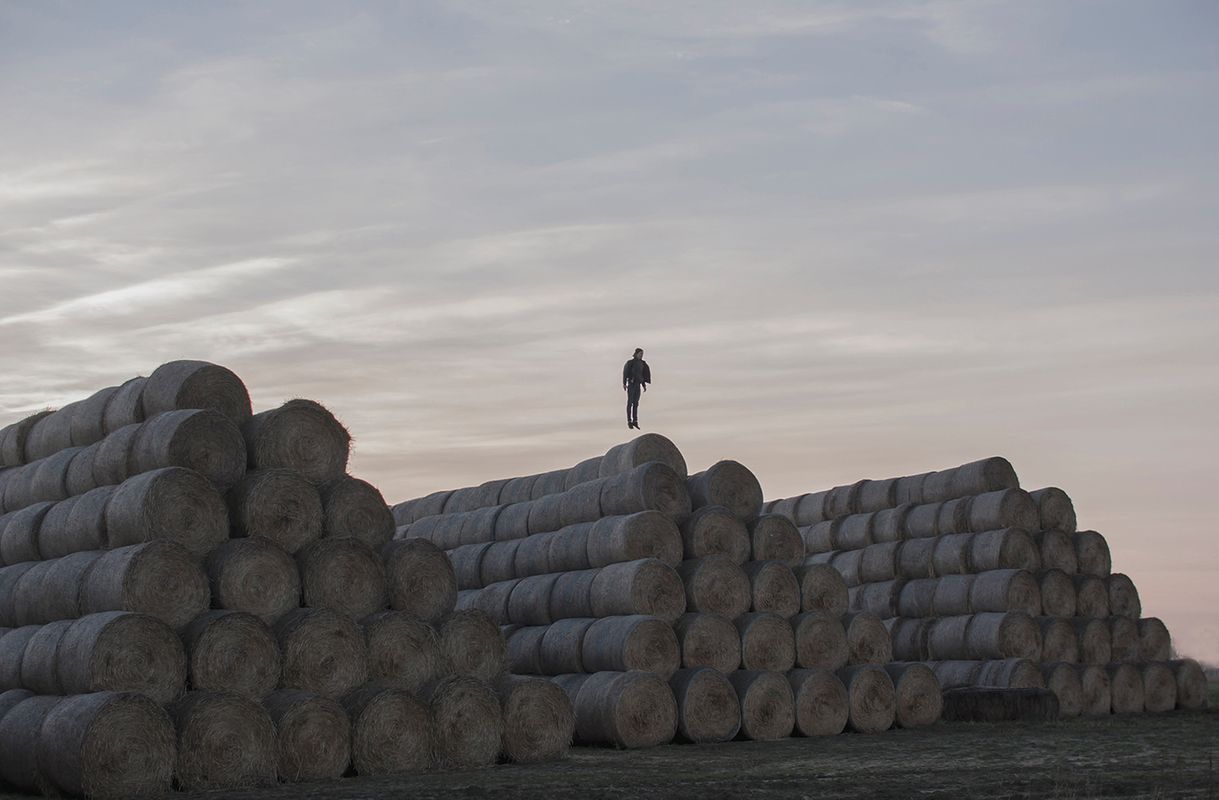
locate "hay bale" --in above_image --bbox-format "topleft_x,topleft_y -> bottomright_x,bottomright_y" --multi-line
567,456 -> 604,489
390,489 -> 452,526
836,664 -> 895,733
480,538 -> 523,585
169,690 -> 276,790
343,685 -> 431,775
508,573 -> 561,626
90,423 -> 140,488
1030,529 -> 1077,574
796,562 -> 849,615
883,663 -> 942,728
274,608 -> 368,698
440,609 -> 505,682
1070,618 -> 1112,665
941,688 -> 1059,723
0,687 -> 31,719
19,619 -> 73,695
977,658 -> 1045,689
669,667 -> 740,743
896,537 -> 935,578
1036,617 -> 1080,663
242,399 -> 350,483
559,670 -> 677,748
227,468 -> 324,554
530,470 -> 569,501
13,551 -> 102,625
969,569 -> 1041,616
788,667 -> 848,736
0,411 -> 51,467
449,542 -> 491,590
68,387 -> 118,450
495,675 -> 574,762
897,577 -> 944,618
672,613 -> 740,673
527,494 -> 565,535
965,489 -> 1038,532
559,478 -> 604,528
55,611 -> 187,703
1109,616 -> 1139,662
969,528 -> 1041,573
540,618 -> 596,674
261,690 -> 350,782
855,478 -> 897,513
130,409 -> 247,488
861,541 -> 901,583
497,476 -> 537,506
458,580 -> 520,624
28,446 -> 81,505
102,377 -> 148,435
140,359 -> 251,423
1037,569 -> 1077,617
842,612 -> 892,665
964,612 -> 1042,661
1169,659 -> 1208,710
588,511 -> 683,568
679,506 -> 750,563
678,556 -> 749,618
1105,573 -> 1141,619
588,558 -> 686,621
181,610 -> 280,699
886,618 -> 928,662
0,625 -> 39,689
1106,662 -> 1145,713
206,538 -> 300,624
600,433 -> 688,478
0,502 -> 53,567
459,504 -> 505,546
792,610 -> 848,670
1076,664 -> 1111,716
742,560 -> 800,618
748,514 -> 805,566
99,467 -> 224,556
582,615 -> 680,677
1071,574 -> 1110,618
600,462 -> 691,518
686,461 -> 762,521
735,612 -> 795,672
422,675 -> 503,768
848,580 -> 904,619
727,670 -> 794,741
382,538 -> 457,623
1028,487 -> 1076,533
503,624 -> 547,674
546,524 -> 593,572
363,611 -> 442,691
835,512 -> 874,551
800,519 -> 838,553
929,660 -> 982,689
64,443 -> 101,498
1073,530 -> 1111,576
297,537 -> 387,620
38,486 -> 108,560
1040,662 -> 1084,717
829,548 -> 864,588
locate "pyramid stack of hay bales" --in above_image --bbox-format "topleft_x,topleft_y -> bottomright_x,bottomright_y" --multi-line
0,360 -> 571,797
763,457 -> 1207,719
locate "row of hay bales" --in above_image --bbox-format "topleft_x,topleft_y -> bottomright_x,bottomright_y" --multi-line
0,361 -> 573,798
392,437 -> 945,749
763,457 -> 1208,717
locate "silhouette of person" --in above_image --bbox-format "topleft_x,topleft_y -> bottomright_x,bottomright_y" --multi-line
622,348 -> 650,429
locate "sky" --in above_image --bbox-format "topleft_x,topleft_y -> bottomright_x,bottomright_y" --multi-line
2,1 -> 1217,663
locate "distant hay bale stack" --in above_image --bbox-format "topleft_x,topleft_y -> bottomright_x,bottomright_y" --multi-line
296,538 -> 387,620
1037,569 -> 1077,618
181,611 -> 281,699
274,608 -> 368,699
1105,663 -> 1145,714
140,359 -> 252,425
56,611 -> 187,703
581,615 -> 680,677
382,538 -> 457,623
600,462 -> 691,518
842,612 -> 892,665
788,667 -> 848,737
795,562 -> 849,615
1076,664 -> 1111,716
882,663 -> 942,729
1140,662 -> 1177,713
227,469 -> 324,554
242,399 -> 351,483
344,685 -> 431,775
1105,573 -> 1141,619
735,612 -> 796,672
1040,662 -> 1084,717
669,667 -> 740,743
792,611 -> 848,670
678,506 -> 750,564
1028,487 -> 1077,534
37,691 -> 176,799
1072,530 -> 1111,576
672,613 -> 740,673
1070,617 -> 1112,665
130,409 -> 247,489
587,511 -> 683,568
558,670 -> 677,749
599,434 -> 688,479
1036,617 -> 1080,663
1169,659 -> 1208,710
440,609 -> 505,682
206,538 -> 300,624
728,670 -> 794,741
678,556 -> 749,618
168,690 -> 276,791
0,694 -> 63,793
316,475 -> 395,550
495,675 -> 574,763
687,461 -> 763,521
423,675 -> 503,769
837,665 -> 896,733
363,610 -> 442,692
742,560 -> 800,618
261,690 -> 351,783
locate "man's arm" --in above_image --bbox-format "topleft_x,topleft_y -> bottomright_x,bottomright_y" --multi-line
622,361 -> 630,389
642,363 -> 651,386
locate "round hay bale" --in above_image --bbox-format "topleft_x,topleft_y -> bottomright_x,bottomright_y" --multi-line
546,524 -> 594,573
422,675 -> 503,768
0,502 -> 54,567
69,387 -> 118,449
566,456 -> 604,489
102,377 -> 147,435
788,667 -> 848,736
449,542 -> 491,591
14,551 -> 102,625
800,519 -> 838,554
600,462 -> 691,519
921,616 -> 977,662
673,613 -> 739,673
748,514 -> 804,566
1029,487 -> 1076,534
480,538 -> 523,585
970,569 -> 1041,616
559,478 -> 604,528
856,478 -> 898,514
227,468 -> 324,554
843,612 -> 892,665
1169,659 -> 1208,710
530,470 -> 570,501
966,489 -> 1039,533
1076,664 -> 1111,716
539,618 -> 596,674
29,446 -> 81,505
836,664 -> 895,733
1072,575 -> 1110,618
20,619 -> 73,695
865,504 -> 905,544
1036,617 -> 1080,663
860,541 -> 901,584
343,685 -> 431,775
1037,569 -> 1077,617
1,411 -> 52,467
736,612 -> 795,672
48,486 -> 113,560
103,467 -> 227,556
503,624 -> 546,674
565,670 -> 676,748
1031,529 -> 1077,574
590,558 -> 686,621
0,565 -> 42,627
35,495 -> 83,560
527,494 -> 565,535
600,433 -> 688,478
582,615 -> 679,677
933,574 -> 975,616
443,485 -> 489,515
64,443 -> 101,497
792,610 -> 848,670
679,506 -> 750,563
457,581 -> 518,623
1072,530 -> 1111,577
497,476 -> 537,506
274,608 -> 368,698
37,691 -> 177,799
130,409 -> 247,489
141,360 -> 251,424
976,658 -> 1045,689
0,687 -> 32,719
678,556 -> 748,619
1105,662 -> 1144,714
382,538 -> 457,623
743,560 -> 800,618
207,538 -> 300,623
848,580 -> 903,619
883,663 -> 942,728
493,503 -> 533,541
390,489 -> 451,526
896,537 -> 936,578
1108,616 -> 1139,662
1040,662 -> 1084,717
297,538 -> 387,620
181,610 -> 280,699
588,511 -> 683,568
824,483 -> 860,519
792,491 -> 828,526
886,618 -> 928,662
931,660 -> 982,689
964,612 -> 1042,661
508,572 -> 560,626
902,501 -> 944,539
1106,573 -> 1141,619
835,512 -> 876,551
1070,618 -> 1112,665
261,690 -> 351,782
796,562 -> 849,615
0,625 -> 39,689
496,674 -> 574,762
439,609 -> 505,682
669,667 -> 740,743
727,670 -> 794,741
969,528 -> 1041,573
90,423 -> 140,488
242,399 -> 350,483
949,456 -> 1020,498
687,461 -> 762,521
896,577 -> 946,617
169,690 -> 276,790
58,611 -> 188,703
459,504 -> 505,546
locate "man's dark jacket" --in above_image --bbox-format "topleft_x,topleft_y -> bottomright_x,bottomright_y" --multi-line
623,359 -> 651,386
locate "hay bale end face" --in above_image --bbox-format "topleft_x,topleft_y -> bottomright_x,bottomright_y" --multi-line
564,670 -> 678,749
274,608 -> 368,699
673,613 -> 740,673
423,675 -> 504,769
81,541 -> 210,630
382,538 -> 457,623
261,690 -> 351,783
181,610 -> 281,700
687,461 -> 763,521
788,667 -> 848,737
242,399 -> 351,484
58,611 -> 188,704
169,690 -> 277,791
296,537 -> 388,620
344,685 -> 431,775
440,609 -> 506,683
669,667 -> 741,743
206,538 -> 301,624
496,675 -> 575,763
728,670 -> 795,742
227,469 -> 324,555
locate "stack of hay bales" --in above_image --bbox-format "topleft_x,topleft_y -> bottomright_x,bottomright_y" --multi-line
763,458 -> 1208,719
392,435 -> 943,748
0,361 -> 570,798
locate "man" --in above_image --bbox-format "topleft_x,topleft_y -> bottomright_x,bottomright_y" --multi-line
622,348 -> 651,429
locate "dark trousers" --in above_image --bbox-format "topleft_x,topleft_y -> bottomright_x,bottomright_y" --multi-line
626,383 -> 642,423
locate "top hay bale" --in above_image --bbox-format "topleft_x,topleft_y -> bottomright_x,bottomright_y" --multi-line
687,461 -> 763,522
242,400 -> 351,484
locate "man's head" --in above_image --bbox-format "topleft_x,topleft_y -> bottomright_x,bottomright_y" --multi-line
633,348 -> 644,359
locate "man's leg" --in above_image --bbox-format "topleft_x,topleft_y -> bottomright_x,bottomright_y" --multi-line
627,384 -> 641,426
